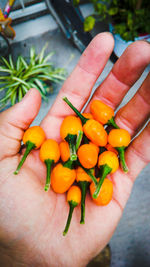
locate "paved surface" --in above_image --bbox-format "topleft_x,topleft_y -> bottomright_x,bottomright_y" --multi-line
0,5 -> 150,267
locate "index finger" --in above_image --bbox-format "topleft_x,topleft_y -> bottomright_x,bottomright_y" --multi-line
41,33 -> 114,140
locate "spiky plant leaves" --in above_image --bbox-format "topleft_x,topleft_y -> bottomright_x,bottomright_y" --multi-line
0,45 -> 66,109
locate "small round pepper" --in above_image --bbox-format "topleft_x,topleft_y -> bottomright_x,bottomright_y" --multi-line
63,185 -> 81,236
108,128 -> 131,172
14,126 -> 45,174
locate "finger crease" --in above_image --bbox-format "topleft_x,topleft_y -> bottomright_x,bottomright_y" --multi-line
61,86 -> 89,103
111,67 -> 133,87
137,90 -> 150,108
0,130 -> 21,142
116,114 -> 135,135
7,120 -> 28,131
78,62 -> 98,78
112,195 -> 123,213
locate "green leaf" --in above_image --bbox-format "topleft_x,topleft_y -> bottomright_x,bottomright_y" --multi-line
34,78 -> 46,93
96,3 -> 107,14
30,47 -> 36,66
21,85 -> 28,94
127,12 -> 133,30
0,67 -> 13,74
0,88 -> 15,103
43,52 -> 54,63
29,82 -> 47,100
9,55 -> 15,70
11,90 -> 17,106
33,63 -> 53,69
0,81 -> 20,91
114,24 -> 127,35
73,0 -> 80,6
18,87 -> 23,102
38,43 -> 48,64
49,73 -> 66,80
16,56 -> 22,71
0,76 -> 10,80
12,77 -> 30,89
20,56 -> 28,69
1,57 -> 11,69
108,7 -> 118,15
84,16 -> 96,32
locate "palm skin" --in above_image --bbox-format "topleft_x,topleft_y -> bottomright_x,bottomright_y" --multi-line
0,33 -> 150,267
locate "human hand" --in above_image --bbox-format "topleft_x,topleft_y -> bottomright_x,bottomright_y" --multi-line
0,33 -> 150,267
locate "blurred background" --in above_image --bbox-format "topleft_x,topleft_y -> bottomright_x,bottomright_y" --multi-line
0,1 -> 150,267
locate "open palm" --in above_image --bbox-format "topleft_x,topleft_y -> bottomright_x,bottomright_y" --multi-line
0,33 -> 150,267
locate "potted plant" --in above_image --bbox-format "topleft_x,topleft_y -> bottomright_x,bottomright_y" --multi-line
0,44 -> 66,109
80,0 -> 150,57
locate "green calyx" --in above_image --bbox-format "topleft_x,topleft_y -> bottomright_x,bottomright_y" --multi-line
93,164 -> 112,199
76,160 -> 98,187
65,134 -> 77,161
44,159 -> 54,192
63,159 -> 75,170
116,146 -> 128,173
63,200 -> 78,236
107,117 -> 119,129
78,181 -> 90,224
14,141 -> 36,175
63,97 -> 88,125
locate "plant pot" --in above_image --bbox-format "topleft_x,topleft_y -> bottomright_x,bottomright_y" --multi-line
109,23 -> 150,58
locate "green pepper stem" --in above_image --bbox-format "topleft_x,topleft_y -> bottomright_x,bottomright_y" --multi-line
78,181 -> 90,224
65,134 -> 77,161
117,147 -> 128,173
63,97 -> 88,125
76,130 -> 83,151
63,159 -> 74,170
63,201 -> 77,236
14,141 -> 36,175
44,159 -> 54,191
83,168 -> 98,187
93,164 -> 112,199
107,117 -> 119,129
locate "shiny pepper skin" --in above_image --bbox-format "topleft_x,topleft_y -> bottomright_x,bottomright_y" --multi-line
51,163 -> 76,193
83,119 -> 107,147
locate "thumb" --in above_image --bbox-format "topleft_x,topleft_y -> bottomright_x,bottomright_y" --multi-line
0,88 -> 41,160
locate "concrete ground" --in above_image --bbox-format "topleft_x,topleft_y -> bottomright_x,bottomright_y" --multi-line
0,2 -> 150,267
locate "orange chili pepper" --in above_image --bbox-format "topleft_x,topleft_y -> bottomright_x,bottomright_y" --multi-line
90,142 -> 99,154
90,99 -> 119,128
93,151 -> 119,199
77,143 -> 98,169
108,129 -> 131,172
63,185 -> 81,236
51,161 -> 76,194
82,113 -> 93,119
76,166 -> 93,183
105,144 -> 118,155
60,115 -> 83,161
63,97 -> 107,147
76,166 -> 93,224
90,178 -> 113,205
40,139 -> 60,191
14,126 -> 45,174
59,141 -> 70,162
